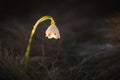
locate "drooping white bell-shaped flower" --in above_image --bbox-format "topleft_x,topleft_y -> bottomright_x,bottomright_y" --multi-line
45,25 -> 60,39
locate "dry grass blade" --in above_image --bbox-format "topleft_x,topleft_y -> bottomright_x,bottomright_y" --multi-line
0,46 -> 27,80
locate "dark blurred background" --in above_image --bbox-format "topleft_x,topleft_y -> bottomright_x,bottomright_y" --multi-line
0,1 -> 120,80
0,0 -> 119,20
0,0 -> 120,55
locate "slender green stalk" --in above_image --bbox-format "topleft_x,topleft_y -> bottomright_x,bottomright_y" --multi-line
24,16 -> 55,69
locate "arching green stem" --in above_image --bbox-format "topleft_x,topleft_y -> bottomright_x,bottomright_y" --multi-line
24,16 -> 55,69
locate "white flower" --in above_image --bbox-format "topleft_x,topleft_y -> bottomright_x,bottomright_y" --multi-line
45,25 -> 60,39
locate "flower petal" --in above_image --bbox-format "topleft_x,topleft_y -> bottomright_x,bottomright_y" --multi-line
45,25 -> 60,39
